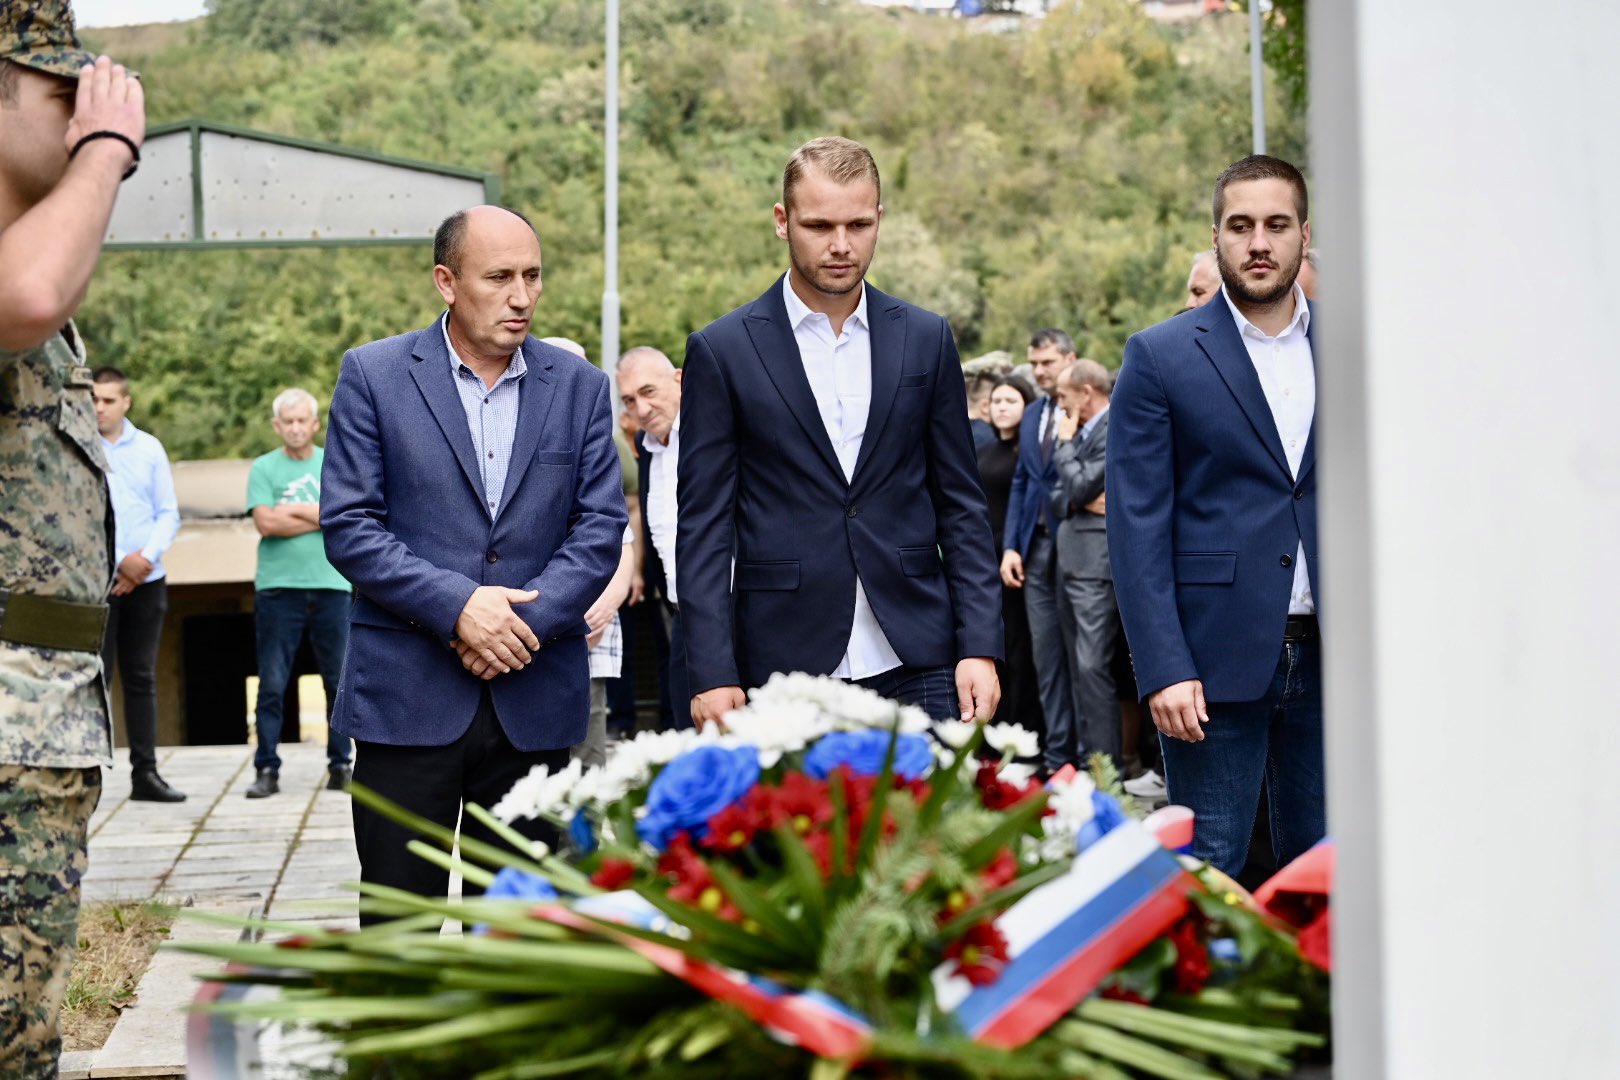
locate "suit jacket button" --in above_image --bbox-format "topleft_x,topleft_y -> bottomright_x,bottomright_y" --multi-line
846,504 -> 858,519
1294,488 -> 1305,500
487,550 -> 499,563
1280,554 -> 1293,568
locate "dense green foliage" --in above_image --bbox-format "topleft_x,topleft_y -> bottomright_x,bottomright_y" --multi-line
81,0 -> 1303,459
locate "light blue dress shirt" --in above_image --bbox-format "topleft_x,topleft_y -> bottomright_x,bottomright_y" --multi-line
101,419 -> 181,582
442,312 -> 526,519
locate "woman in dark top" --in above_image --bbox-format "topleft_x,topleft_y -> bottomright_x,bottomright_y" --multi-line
976,375 -> 1044,742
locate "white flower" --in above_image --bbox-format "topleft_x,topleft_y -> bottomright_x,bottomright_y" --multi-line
997,761 -> 1037,787
492,761 -> 554,822
984,723 -> 1040,760
1045,772 -> 1097,832
932,720 -> 979,750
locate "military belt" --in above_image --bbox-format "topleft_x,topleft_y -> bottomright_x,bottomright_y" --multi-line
0,588 -> 109,653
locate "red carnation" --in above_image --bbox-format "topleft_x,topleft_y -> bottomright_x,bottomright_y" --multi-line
974,760 -> 1043,812
1167,916 -> 1211,994
1101,985 -> 1150,1006
589,857 -> 638,890
773,771 -> 834,834
980,848 -> 1019,892
701,800 -> 759,853
946,921 -> 1011,986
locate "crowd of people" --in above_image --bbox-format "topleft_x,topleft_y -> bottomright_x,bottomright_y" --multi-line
0,5 -> 1325,1076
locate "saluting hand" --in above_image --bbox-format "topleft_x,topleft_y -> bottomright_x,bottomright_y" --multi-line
66,56 -> 145,172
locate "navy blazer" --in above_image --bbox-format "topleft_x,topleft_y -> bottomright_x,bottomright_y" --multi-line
320,320 -> 627,751
1003,397 -> 1062,558
677,276 -> 1004,695
1107,297 -> 1318,704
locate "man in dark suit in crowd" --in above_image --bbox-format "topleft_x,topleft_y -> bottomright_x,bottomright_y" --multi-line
678,137 -> 1003,727
617,345 -> 690,729
1050,358 -> 1119,767
967,371 -> 998,450
1000,330 -> 1079,770
321,206 -> 626,918
1108,156 -> 1322,876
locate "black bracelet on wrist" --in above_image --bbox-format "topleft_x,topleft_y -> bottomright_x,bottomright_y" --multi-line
69,130 -> 140,181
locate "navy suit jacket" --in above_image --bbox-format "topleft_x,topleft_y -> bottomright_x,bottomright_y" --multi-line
1107,297 -> 1318,704
1003,398 -> 1062,558
677,276 -> 1004,694
320,320 -> 627,751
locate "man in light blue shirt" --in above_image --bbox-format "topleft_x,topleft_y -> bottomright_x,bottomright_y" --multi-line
93,367 -> 185,802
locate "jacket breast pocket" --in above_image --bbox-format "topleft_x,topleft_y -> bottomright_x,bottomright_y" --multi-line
1173,552 -> 1237,585
534,450 -> 574,466
735,560 -> 799,591
898,372 -> 928,388
899,546 -> 943,576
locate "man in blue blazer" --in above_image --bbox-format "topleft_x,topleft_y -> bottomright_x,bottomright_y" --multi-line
679,137 -> 1003,728
1000,330 -> 1080,772
321,206 -> 626,916
1108,156 -> 1323,877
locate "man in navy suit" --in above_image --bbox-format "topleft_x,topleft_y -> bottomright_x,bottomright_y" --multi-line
1000,330 -> 1080,772
678,137 -> 1003,728
1108,156 -> 1323,876
321,206 -> 626,916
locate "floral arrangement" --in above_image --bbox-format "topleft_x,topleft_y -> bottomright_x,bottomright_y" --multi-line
179,674 -> 1328,1079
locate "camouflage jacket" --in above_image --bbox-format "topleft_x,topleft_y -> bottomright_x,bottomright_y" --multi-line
0,322 -> 114,768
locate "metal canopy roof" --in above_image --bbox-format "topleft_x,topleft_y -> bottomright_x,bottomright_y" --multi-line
104,120 -> 501,251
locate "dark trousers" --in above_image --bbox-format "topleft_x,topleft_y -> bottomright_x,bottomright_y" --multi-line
1024,530 -> 1078,770
993,583 -> 1044,736
99,578 -> 166,771
1059,570 -> 1122,765
253,588 -> 351,772
351,687 -> 569,926
854,663 -> 958,724
1160,637 -> 1326,878
664,604 -> 693,731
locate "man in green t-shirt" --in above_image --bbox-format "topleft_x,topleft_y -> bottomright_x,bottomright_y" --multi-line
245,388 -> 353,798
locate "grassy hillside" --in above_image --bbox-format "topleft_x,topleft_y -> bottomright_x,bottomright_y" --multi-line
79,0 -> 1303,459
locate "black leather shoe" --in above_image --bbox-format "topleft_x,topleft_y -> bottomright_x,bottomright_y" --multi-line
245,768 -> 279,799
326,764 -> 351,791
130,769 -> 186,803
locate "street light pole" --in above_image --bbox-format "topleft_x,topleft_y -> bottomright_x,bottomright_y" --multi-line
601,0 -> 621,396
1249,0 -> 1267,155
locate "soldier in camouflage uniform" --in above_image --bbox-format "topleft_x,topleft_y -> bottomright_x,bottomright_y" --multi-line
0,2 -> 145,1075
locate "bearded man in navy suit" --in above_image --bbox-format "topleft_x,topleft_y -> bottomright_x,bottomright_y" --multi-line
1108,156 -> 1324,876
678,137 -> 1004,728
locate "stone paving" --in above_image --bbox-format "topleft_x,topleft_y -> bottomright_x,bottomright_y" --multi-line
63,742 -> 362,1079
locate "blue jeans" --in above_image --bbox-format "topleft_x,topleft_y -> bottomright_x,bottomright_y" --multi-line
854,663 -> 958,724
253,588 -> 352,772
1159,637 -> 1325,877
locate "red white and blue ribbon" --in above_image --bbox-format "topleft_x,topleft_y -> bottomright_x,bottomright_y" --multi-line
536,891 -> 875,1060
932,817 -> 1197,1048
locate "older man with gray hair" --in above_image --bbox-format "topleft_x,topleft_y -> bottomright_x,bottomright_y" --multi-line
245,387 -> 353,798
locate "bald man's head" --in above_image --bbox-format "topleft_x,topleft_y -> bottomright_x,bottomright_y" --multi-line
433,205 -> 544,366
616,346 -> 682,443
1185,250 -> 1220,310
434,205 -> 539,276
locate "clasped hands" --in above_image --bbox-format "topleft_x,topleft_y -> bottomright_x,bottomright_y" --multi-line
452,585 -> 541,681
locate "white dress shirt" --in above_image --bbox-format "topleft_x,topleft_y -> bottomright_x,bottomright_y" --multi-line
1221,282 -> 1316,615
644,416 -> 681,604
782,272 -> 903,679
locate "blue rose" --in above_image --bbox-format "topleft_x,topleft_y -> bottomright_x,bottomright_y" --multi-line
803,730 -> 933,782
569,808 -> 598,855
1077,789 -> 1129,851
637,744 -> 760,851
483,866 -> 559,903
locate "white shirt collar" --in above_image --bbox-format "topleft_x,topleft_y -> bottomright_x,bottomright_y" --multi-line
104,418 -> 136,447
782,271 -> 869,333
644,414 -> 680,455
1221,281 -> 1311,342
